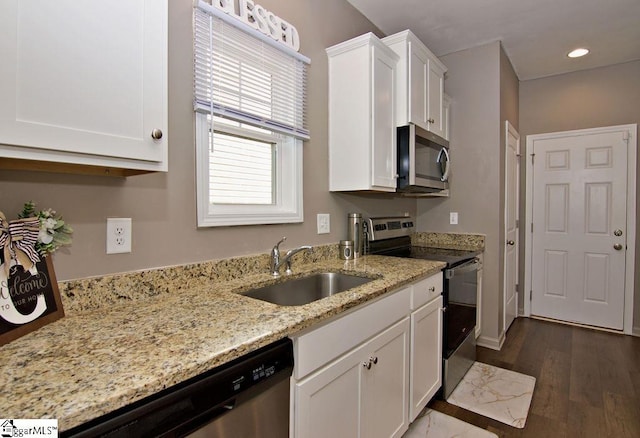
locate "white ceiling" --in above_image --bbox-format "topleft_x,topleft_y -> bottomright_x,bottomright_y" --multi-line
345,0 -> 640,80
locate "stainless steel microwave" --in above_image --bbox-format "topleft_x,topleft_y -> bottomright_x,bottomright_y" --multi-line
397,123 -> 450,193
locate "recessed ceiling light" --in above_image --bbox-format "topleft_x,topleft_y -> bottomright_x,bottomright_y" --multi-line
568,48 -> 589,58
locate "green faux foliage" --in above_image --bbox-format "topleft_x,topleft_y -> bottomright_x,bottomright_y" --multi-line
18,201 -> 73,257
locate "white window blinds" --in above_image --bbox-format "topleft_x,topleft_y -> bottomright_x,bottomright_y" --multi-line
208,126 -> 275,205
194,2 -> 310,140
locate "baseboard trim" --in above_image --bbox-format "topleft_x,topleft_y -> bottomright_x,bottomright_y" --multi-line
476,331 -> 505,351
633,326 -> 640,337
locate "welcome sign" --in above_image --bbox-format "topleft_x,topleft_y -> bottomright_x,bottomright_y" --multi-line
0,256 -> 64,346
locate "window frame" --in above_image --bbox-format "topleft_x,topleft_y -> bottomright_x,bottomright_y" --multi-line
196,114 -> 303,227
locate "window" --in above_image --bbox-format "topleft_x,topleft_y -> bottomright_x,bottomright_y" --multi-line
193,2 -> 309,227
208,120 -> 274,206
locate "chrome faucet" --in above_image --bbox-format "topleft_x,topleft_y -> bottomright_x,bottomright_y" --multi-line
270,237 -> 313,277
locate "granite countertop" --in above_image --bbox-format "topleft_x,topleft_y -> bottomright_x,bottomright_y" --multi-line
0,253 -> 445,431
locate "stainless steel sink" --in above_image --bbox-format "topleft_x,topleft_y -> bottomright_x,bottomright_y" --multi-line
240,272 -> 375,306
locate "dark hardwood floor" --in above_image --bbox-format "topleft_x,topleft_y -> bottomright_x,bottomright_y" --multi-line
427,317 -> 640,437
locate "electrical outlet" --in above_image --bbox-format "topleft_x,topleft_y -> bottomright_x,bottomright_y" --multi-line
450,212 -> 459,225
317,213 -> 330,234
107,218 -> 132,254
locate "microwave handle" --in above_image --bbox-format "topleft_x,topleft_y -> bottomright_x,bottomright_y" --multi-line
437,147 -> 450,182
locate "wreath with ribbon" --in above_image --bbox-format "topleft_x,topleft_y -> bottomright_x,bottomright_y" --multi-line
0,202 -> 73,278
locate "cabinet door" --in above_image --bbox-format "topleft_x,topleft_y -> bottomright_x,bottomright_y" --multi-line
426,60 -> 445,138
0,1 -> 167,166
442,94 -> 451,141
361,318 -> 410,438
294,346 -> 363,438
408,44 -> 428,130
409,295 -> 443,421
371,45 -> 397,190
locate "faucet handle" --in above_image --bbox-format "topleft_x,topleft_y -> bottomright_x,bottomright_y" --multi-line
273,236 -> 287,252
270,237 -> 287,277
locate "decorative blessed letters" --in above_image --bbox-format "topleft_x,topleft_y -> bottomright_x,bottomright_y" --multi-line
211,0 -> 301,51
0,256 -> 64,346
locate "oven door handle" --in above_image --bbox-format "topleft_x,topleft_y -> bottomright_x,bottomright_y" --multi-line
445,258 -> 480,279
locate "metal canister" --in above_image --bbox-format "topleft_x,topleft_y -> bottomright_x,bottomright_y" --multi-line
339,240 -> 354,260
347,213 -> 363,258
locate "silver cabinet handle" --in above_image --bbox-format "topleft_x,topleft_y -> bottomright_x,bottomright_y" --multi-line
151,128 -> 163,140
507,240 -> 515,246
363,356 -> 378,369
429,286 -> 436,292
427,118 -> 435,124
614,243 -> 623,251
614,229 -> 623,236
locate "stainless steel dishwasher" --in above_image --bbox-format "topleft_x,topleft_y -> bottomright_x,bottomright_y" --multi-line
63,338 -> 294,438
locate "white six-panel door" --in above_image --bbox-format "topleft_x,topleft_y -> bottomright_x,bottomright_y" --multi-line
530,130 -> 628,330
504,122 -> 520,332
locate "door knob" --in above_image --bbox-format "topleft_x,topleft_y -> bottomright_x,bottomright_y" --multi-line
507,240 -> 515,246
362,360 -> 372,370
151,128 -> 163,140
614,229 -> 623,236
613,243 -> 623,251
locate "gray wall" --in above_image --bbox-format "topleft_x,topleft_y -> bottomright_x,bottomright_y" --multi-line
519,60 -> 640,332
417,41 -> 506,345
0,0 -> 416,281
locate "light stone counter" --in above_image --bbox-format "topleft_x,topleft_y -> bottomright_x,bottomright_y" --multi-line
0,248 -> 445,431
412,232 -> 485,251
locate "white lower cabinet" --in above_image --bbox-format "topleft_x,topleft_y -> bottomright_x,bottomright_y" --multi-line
361,319 -> 410,438
294,318 -> 409,438
291,272 -> 443,437
409,295 -> 443,421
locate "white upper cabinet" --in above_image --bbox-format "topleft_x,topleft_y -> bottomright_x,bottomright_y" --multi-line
327,33 -> 399,192
443,93 -> 452,141
0,0 -> 168,175
383,30 -> 448,138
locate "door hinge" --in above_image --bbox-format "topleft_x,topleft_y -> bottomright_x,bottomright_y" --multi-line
530,290 -> 533,301
531,153 -> 535,165
515,284 -> 519,292
516,219 -> 519,228
531,223 -> 534,233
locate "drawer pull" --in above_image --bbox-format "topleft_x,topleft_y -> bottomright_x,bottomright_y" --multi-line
429,286 -> 436,292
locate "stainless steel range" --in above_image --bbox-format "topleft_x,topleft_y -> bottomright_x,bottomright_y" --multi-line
364,216 -> 481,399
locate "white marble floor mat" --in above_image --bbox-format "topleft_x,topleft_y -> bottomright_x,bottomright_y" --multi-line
446,361 -> 536,429
403,409 -> 498,438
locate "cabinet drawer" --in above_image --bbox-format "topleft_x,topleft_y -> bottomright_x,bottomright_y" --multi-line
293,287 -> 411,379
411,272 -> 443,310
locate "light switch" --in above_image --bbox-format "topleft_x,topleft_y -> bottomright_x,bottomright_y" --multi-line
450,212 -> 459,225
